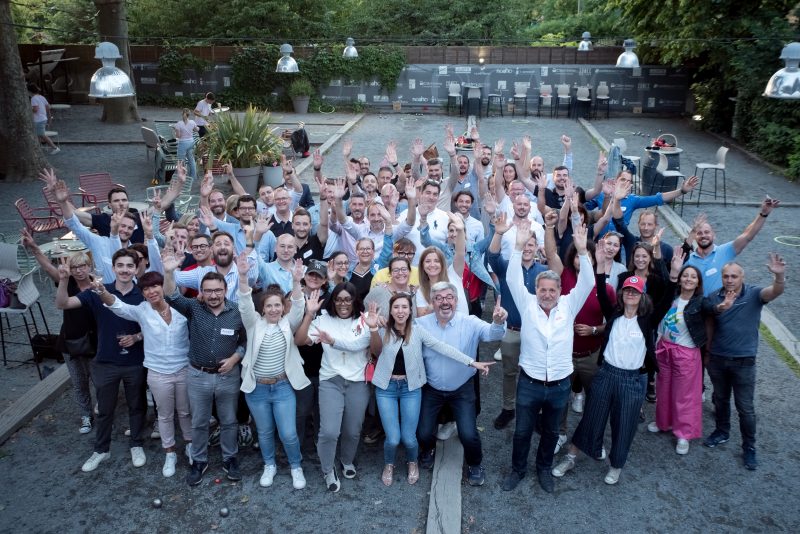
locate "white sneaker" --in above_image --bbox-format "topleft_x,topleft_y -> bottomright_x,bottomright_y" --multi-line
493,349 -> 503,361
291,467 -> 307,489
162,452 -> 177,477
260,464 -> 277,487
124,429 -> 131,437
436,421 -> 457,441
571,393 -> 585,414
597,446 -> 607,461
151,421 -> 161,439
676,439 -> 690,455
79,416 -> 92,434
554,434 -> 568,455
185,443 -> 193,465
604,467 -> 622,485
647,421 -> 660,433
131,446 -> 147,467
50,147 -> 61,155
552,455 -> 576,477
324,469 -> 341,492
81,451 -> 110,472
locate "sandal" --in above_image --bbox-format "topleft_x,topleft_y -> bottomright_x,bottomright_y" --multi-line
407,461 -> 419,485
381,464 -> 394,486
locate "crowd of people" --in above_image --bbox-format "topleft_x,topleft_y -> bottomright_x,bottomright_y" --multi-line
25,121 -> 786,494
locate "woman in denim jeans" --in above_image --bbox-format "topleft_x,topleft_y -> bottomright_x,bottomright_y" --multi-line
172,109 -> 198,180
237,255 -> 310,490
366,293 -> 492,486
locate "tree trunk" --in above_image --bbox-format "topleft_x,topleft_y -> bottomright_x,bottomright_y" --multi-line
94,0 -> 140,123
0,0 -> 48,182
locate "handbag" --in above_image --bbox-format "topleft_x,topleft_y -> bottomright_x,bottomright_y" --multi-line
0,278 -> 14,309
65,333 -> 95,356
365,354 -> 377,383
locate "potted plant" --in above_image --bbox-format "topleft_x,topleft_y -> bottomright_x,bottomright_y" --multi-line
287,78 -> 314,114
200,105 -> 282,195
259,139 -> 286,188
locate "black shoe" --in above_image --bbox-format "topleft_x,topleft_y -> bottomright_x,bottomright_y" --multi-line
186,461 -> 208,486
223,456 -> 242,481
537,469 -> 554,493
493,409 -> 516,430
645,382 -> 656,403
501,471 -> 524,491
420,449 -> 435,470
363,428 -> 385,445
465,465 -> 485,487
703,430 -> 730,448
743,447 -> 758,470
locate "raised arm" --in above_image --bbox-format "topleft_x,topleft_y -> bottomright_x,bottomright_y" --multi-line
661,175 -> 698,203
543,209 -> 563,275
506,219 -> 536,311
449,212 -> 466,276
733,197 -> 781,255
760,252 -> 786,303
583,151 -> 608,201
21,228 -> 59,283
55,261 -> 84,310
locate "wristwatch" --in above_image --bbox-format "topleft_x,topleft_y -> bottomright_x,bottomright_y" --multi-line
591,326 -> 597,336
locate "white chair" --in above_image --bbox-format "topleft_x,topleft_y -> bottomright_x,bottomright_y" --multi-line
594,82 -> 610,119
652,152 -> 685,196
554,84 -> 571,118
141,126 -> 159,162
613,138 -> 642,191
693,146 -> 729,206
512,83 -> 529,117
538,84 -> 553,117
447,83 -> 463,115
0,242 -> 49,376
575,86 -> 591,120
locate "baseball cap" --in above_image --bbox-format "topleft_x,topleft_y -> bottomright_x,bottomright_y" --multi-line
622,276 -> 645,294
306,260 -> 327,278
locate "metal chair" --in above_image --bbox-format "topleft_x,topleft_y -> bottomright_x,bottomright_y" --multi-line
446,83 -> 463,116
553,84 -> 572,118
512,83 -> 528,117
486,94 -> 503,117
78,172 -> 124,209
15,198 -> 65,237
141,126 -> 159,162
537,84 -> 553,117
613,138 -> 642,192
693,146 -> 728,206
594,82 -> 610,119
574,86 -> 592,120
41,186 -> 96,218
651,152 -> 685,196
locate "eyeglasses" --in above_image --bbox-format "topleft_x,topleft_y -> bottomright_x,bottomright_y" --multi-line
391,267 -> 409,274
356,247 -> 373,252
334,261 -> 349,267
70,264 -> 89,270
433,294 -> 456,303
334,297 -> 353,304
191,244 -> 210,251
395,251 -> 415,258
202,288 -> 225,295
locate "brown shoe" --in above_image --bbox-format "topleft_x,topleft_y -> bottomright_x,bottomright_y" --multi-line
381,464 -> 394,486
407,461 -> 419,485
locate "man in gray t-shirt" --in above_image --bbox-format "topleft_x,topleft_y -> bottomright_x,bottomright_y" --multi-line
701,256 -> 786,470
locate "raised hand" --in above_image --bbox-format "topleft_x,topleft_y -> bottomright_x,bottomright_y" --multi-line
444,133 -> 456,157
561,135 -> 572,152
385,141 -> 398,165
510,141 -> 520,161
110,210 -> 124,236
470,126 -> 480,140
762,195 -> 781,215
255,212 -> 272,236
161,247 -> 181,273
200,171 -> 214,197
281,154 -> 294,174
522,135 -> 532,152
447,211 -> 465,232
681,175 -> 699,194
670,248 -> 686,277
597,150 -> 608,175
444,124 -> 454,138
594,237 -> 608,271
493,152 -> 506,170
342,139 -> 353,159
766,252 -> 787,275
483,192 -> 497,217
651,227 -> 665,248
614,178 -> 631,200
140,208 -> 154,238
20,228 -> 37,251
222,161 -> 234,176
515,219 -> 532,250
305,289 -> 323,315
53,179 -> 69,203
363,301 -> 381,329
411,138 -> 425,158
572,223 -> 588,255
175,160 -> 187,183
493,138 -> 505,155
236,251 -> 250,276
602,179 -> 615,197
404,174 -> 417,201
38,168 -> 58,192
492,295 -> 508,324
291,258 -> 305,283
57,257 -> 70,281
544,208 -> 558,228
332,177 -> 347,200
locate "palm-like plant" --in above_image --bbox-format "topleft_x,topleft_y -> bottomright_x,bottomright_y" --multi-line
200,105 -> 283,168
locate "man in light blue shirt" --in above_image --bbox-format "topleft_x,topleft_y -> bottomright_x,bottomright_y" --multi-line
416,281 -> 506,486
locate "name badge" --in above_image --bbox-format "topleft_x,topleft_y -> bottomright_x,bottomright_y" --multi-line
621,206 -> 628,212
303,249 -> 313,258
463,182 -> 470,188
705,267 -> 718,277
220,328 -> 235,336
629,331 -> 643,338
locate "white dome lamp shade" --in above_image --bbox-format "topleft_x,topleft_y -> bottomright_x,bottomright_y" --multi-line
578,32 -> 592,52
764,42 -> 800,99
276,43 -> 299,73
616,39 -> 640,68
89,42 -> 135,98
343,38 -> 358,58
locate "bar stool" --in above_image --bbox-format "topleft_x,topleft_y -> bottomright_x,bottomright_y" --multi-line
486,94 -> 503,117
538,85 -> 553,117
446,83 -> 463,116
553,84 -> 571,118
512,83 -> 528,117
614,138 -> 641,191
693,146 -> 728,206
574,86 -> 591,120
466,88 -> 482,117
594,82 -> 610,119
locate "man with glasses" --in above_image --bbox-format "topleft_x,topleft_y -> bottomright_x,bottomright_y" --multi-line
416,282 -> 506,486
181,234 -> 213,298
163,257 -> 247,486
201,192 -> 260,254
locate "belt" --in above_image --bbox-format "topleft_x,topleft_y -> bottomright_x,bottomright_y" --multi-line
257,373 -> 288,385
520,369 -> 567,387
191,362 -> 220,374
507,326 -> 521,332
572,350 -> 596,358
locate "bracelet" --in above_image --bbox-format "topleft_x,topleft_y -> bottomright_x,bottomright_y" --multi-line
759,212 -> 768,218
546,225 -> 555,229
369,327 -> 379,333
313,166 -> 321,172
391,162 -> 398,167
246,242 -> 254,248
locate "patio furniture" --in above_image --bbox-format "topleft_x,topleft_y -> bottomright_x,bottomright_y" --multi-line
512,83 -> 528,117
693,146 -> 728,206
486,93 -> 503,117
537,85 -> 553,117
447,83 -> 463,116
594,82 -> 610,119
614,138 -> 642,191
141,126 -> 159,162
78,172 -> 124,208
553,84 -> 572,118
15,198 -> 64,237
574,86 -> 592,120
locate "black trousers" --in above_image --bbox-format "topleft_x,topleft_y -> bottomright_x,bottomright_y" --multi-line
92,361 -> 147,453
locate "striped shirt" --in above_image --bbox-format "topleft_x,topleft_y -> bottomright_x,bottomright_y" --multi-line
253,326 -> 286,378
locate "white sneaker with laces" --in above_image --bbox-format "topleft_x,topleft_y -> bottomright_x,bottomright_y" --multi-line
436,421 -> 458,441
260,464 -> 277,487
554,434 -> 568,455
81,451 -> 110,472
162,452 -> 177,477
647,421 -> 660,433
79,416 -> 92,434
676,439 -> 690,455
571,393 -> 585,414
291,467 -> 307,489
604,467 -> 622,485
131,446 -> 147,467
552,454 -> 576,477
493,349 -> 503,361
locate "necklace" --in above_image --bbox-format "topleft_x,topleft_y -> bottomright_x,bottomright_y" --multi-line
156,305 -> 170,318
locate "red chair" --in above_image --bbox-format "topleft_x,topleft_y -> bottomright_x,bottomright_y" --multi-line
78,172 -> 124,208
15,198 -> 65,236
41,186 -> 97,217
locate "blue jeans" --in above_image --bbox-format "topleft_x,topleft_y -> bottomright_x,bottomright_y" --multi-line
707,355 -> 757,449
177,138 -> 197,179
417,378 -> 482,467
511,372 -> 571,475
246,380 -> 302,469
375,378 -> 421,464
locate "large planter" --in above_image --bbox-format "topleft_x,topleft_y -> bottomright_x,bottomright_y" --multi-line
261,165 -> 284,188
292,96 -> 310,114
233,166 -> 261,197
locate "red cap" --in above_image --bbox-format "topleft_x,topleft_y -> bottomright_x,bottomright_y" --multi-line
622,276 -> 645,294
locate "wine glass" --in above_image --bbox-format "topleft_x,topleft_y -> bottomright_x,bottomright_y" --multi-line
91,269 -> 104,293
116,332 -> 129,354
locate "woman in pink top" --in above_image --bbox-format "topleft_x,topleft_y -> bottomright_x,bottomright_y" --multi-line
173,109 -> 198,179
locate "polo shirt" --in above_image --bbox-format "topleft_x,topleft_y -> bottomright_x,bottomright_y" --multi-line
77,284 -> 144,366
705,284 -> 765,357
685,241 -> 737,296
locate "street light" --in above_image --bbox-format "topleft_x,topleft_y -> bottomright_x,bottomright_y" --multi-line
88,42 -> 135,98
276,43 -> 299,73
343,38 -> 358,58
616,39 -> 639,68
578,32 -> 592,52
764,42 -> 800,99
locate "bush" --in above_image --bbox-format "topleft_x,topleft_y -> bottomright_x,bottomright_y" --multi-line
287,78 -> 315,98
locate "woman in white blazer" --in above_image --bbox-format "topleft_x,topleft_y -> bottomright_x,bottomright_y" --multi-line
236,255 -> 310,490
366,293 -> 493,486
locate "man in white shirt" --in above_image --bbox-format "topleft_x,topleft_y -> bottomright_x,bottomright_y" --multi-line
501,221 -> 593,494
193,92 -> 215,137
452,190 -> 484,246
29,83 -> 59,153
500,190 -> 545,260
398,180 -> 449,265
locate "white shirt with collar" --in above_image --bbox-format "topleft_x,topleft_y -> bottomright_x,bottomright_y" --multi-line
397,207 -> 449,265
